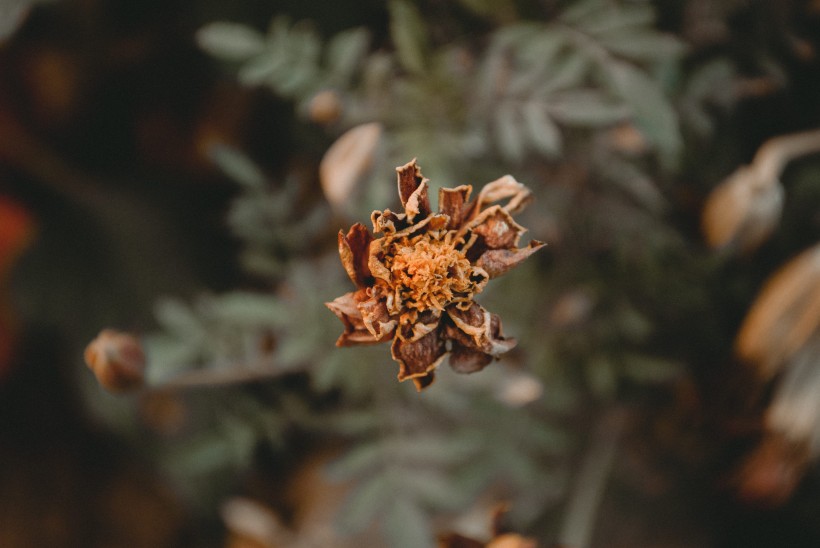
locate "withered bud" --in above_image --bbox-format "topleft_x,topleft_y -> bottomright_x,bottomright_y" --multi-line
320,122 -> 383,210
701,166 -> 783,253
84,329 -> 145,392
308,89 -> 343,125
735,244 -> 820,378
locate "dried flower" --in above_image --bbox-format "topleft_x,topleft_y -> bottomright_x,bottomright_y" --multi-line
735,243 -> 820,379
84,329 -> 146,392
326,159 -> 544,390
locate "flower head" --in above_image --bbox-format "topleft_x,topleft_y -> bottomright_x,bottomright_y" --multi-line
326,159 -> 544,390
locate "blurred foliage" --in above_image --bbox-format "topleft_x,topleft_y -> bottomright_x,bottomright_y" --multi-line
4,0 -> 820,546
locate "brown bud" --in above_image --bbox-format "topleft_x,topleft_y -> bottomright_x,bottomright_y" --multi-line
84,329 -> 145,392
308,89 -> 343,125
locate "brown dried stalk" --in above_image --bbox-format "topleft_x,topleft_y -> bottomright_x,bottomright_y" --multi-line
326,159 -> 544,390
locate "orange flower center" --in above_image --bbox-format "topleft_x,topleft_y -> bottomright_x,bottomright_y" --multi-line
388,233 -> 484,313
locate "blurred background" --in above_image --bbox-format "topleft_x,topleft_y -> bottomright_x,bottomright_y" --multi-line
2,0 -> 820,546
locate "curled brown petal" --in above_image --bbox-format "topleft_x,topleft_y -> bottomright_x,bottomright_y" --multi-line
357,284 -> 398,340
397,159 -> 431,222
412,372 -> 436,390
448,342 -> 493,374
477,240 -> 546,279
472,174 -> 533,217
439,185 -> 472,230
371,209 -> 406,235
338,223 -> 373,287
392,327 -> 447,383
468,206 -> 526,250
326,291 -> 388,346
446,303 -> 517,357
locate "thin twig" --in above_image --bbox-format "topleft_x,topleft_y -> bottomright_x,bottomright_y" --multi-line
558,406 -> 628,548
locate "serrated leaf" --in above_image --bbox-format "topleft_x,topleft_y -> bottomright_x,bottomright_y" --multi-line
209,145 -> 267,190
388,0 -> 428,74
325,442 -> 384,481
204,292 -> 290,327
547,90 -> 630,126
538,48 -> 590,94
604,60 -> 681,168
598,31 -> 686,61
196,22 -> 266,61
336,474 -> 389,534
522,101 -> 562,156
384,496 -> 435,548
326,27 -> 370,84
494,101 -> 525,162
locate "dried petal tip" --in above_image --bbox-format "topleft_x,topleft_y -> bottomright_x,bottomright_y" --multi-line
84,329 -> 145,392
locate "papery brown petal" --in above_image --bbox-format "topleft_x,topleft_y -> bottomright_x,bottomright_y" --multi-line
338,223 -> 373,287
477,240 -> 545,278
358,284 -> 398,340
469,206 -> 526,250
470,175 -> 533,220
412,372 -> 436,390
397,159 -> 432,222
439,185 -> 472,229
367,237 -> 392,283
394,213 -> 449,240
392,327 -> 447,385
446,303 -> 517,357
449,342 -> 493,374
371,208 -> 407,235
326,291 -> 386,346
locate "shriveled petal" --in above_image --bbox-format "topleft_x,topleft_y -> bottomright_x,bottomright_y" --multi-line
469,174 -> 533,220
476,240 -> 546,278
412,372 -> 436,390
396,159 -> 432,222
371,208 -> 407,235
439,185 -> 472,229
448,342 -> 493,374
326,291 -> 387,346
357,284 -> 398,340
468,205 -> 527,250
392,327 -> 447,385
367,237 -> 392,283
338,223 -> 373,287
446,303 -> 517,357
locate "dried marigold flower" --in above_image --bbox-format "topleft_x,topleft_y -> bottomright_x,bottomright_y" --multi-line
326,159 -> 544,390
84,329 -> 146,392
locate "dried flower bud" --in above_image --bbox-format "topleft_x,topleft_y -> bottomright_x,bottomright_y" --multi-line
701,166 -> 783,253
320,122 -> 383,209
327,159 -> 544,390
84,329 -> 145,392
735,244 -> 820,378
308,89 -> 342,125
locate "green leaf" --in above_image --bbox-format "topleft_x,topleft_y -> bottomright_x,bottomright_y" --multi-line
547,90 -> 630,126
384,496 -> 435,548
204,292 -> 290,327
455,0 -> 516,22
559,0 -> 605,24
196,22 -> 266,61
538,48 -> 590,94
325,441 -> 384,481
522,101 -> 562,156
336,474 -> 390,534
209,145 -> 267,190
326,27 -> 371,84
585,355 -> 618,399
494,101 -> 525,162
576,3 -> 655,35
388,0 -> 429,74
604,60 -> 681,168
598,31 -> 686,61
